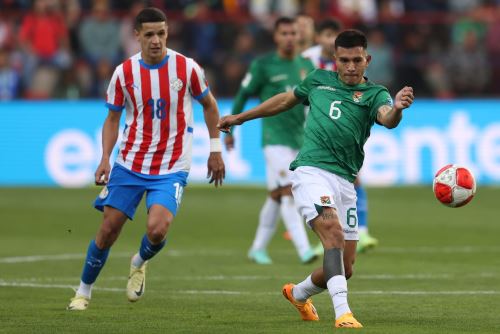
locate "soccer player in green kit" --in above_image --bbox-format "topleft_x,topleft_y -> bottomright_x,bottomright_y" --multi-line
225,17 -> 318,265
219,30 -> 414,329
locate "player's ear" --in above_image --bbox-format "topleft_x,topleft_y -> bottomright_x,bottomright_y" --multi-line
134,28 -> 140,41
365,54 -> 372,66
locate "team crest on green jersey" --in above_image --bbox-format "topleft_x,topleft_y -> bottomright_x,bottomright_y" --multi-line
320,196 -> 331,205
353,91 -> 363,103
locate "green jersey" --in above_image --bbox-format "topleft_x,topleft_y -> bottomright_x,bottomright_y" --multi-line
232,52 -> 315,149
291,70 -> 393,182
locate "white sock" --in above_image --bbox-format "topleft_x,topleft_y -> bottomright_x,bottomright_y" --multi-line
76,281 -> 92,299
250,197 -> 280,251
292,275 -> 326,302
280,196 -> 311,257
327,275 -> 351,319
131,253 -> 146,268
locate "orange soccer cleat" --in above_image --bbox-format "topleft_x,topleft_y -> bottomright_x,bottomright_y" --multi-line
335,312 -> 363,328
282,283 -> 319,321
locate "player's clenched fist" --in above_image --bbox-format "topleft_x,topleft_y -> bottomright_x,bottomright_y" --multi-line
394,86 -> 414,110
217,115 -> 241,133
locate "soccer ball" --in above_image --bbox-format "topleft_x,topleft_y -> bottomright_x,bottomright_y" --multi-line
433,164 -> 476,207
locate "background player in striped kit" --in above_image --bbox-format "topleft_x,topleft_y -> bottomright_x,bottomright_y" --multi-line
224,17 -> 318,265
67,7 -> 225,311
303,18 -> 379,253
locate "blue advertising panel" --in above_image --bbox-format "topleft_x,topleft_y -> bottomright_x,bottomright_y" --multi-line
0,99 -> 499,187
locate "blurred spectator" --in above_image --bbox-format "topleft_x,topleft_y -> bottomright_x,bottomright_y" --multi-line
79,0 -> 121,65
445,29 -> 490,96
336,0 -> 378,24
61,0 -> 82,55
183,1 -> 218,67
249,0 -> 299,29
395,29 -> 432,96
0,16 -> 15,50
365,28 -> 394,90
18,0 -> 71,97
0,0 -> 498,98
0,47 -> 20,100
119,0 -> 145,58
485,5 -> 500,94
216,28 -> 256,96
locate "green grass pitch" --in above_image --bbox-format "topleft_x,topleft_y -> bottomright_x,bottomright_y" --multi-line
0,186 -> 499,333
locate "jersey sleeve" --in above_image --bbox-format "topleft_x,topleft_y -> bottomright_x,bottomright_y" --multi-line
105,67 -> 125,112
371,88 -> 393,123
293,69 -> 317,104
189,60 -> 210,101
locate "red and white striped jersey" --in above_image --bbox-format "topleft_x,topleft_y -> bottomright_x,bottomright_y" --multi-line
105,48 -> 209,175
302,45 -> 337,71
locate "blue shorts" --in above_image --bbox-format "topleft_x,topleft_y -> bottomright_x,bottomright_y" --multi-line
94,163 -> 188,220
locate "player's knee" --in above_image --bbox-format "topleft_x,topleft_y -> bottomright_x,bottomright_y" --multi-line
147,220 -> 170,244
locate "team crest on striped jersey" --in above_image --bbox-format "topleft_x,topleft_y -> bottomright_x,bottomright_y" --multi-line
352,91 -> 363,103
170,78 -> 184,91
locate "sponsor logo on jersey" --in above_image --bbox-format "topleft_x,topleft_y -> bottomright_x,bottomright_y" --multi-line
320,196 -> 331,205
170,78 -> 184,91
353,91 -> 363,102
317,85 -> 336,92
270,74 -> 288,82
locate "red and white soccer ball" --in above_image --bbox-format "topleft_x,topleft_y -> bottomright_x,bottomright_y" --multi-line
433,164 -> 476,208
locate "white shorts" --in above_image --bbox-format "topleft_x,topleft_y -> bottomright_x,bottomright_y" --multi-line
291,166 -> 359,241
263,145 -> 299,190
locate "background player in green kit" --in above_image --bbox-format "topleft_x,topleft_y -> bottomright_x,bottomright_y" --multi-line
219,30 -> 414,329
224,17 -> 317,265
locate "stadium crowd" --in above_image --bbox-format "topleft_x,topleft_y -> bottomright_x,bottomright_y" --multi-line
0,0 -> 499,100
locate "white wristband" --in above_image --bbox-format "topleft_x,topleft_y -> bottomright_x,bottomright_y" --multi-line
210,138 -> 222,152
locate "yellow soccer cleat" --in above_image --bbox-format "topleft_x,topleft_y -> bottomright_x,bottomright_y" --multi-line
67,294 -> 89,311
127,259 -> 147,302
282,283 -> 319,321
356,231 -> 379,253
335,312 -> 363,328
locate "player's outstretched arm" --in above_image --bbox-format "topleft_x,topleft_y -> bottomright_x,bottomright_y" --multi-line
377,86 -> 414,129
199,92 -> 225,187
95,110 -> 121,185
217,91 -> 299,132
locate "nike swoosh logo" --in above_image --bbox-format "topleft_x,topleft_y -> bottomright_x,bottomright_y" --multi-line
134,280 -> 144,296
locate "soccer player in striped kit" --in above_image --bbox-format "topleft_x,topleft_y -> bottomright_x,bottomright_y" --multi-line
67,7 -> 225,310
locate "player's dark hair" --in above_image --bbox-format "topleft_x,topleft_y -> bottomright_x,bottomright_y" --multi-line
317,19 -> 342,34
274,16 -> 295,32
134,7 -> 167,30
334,29 -> 367,49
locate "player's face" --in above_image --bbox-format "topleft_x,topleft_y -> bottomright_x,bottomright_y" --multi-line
274,23 -> 298,56
317,29 -> 338,58
296,16 -> 314,44
136,21 -> 168,64
334,46 -> 371,85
